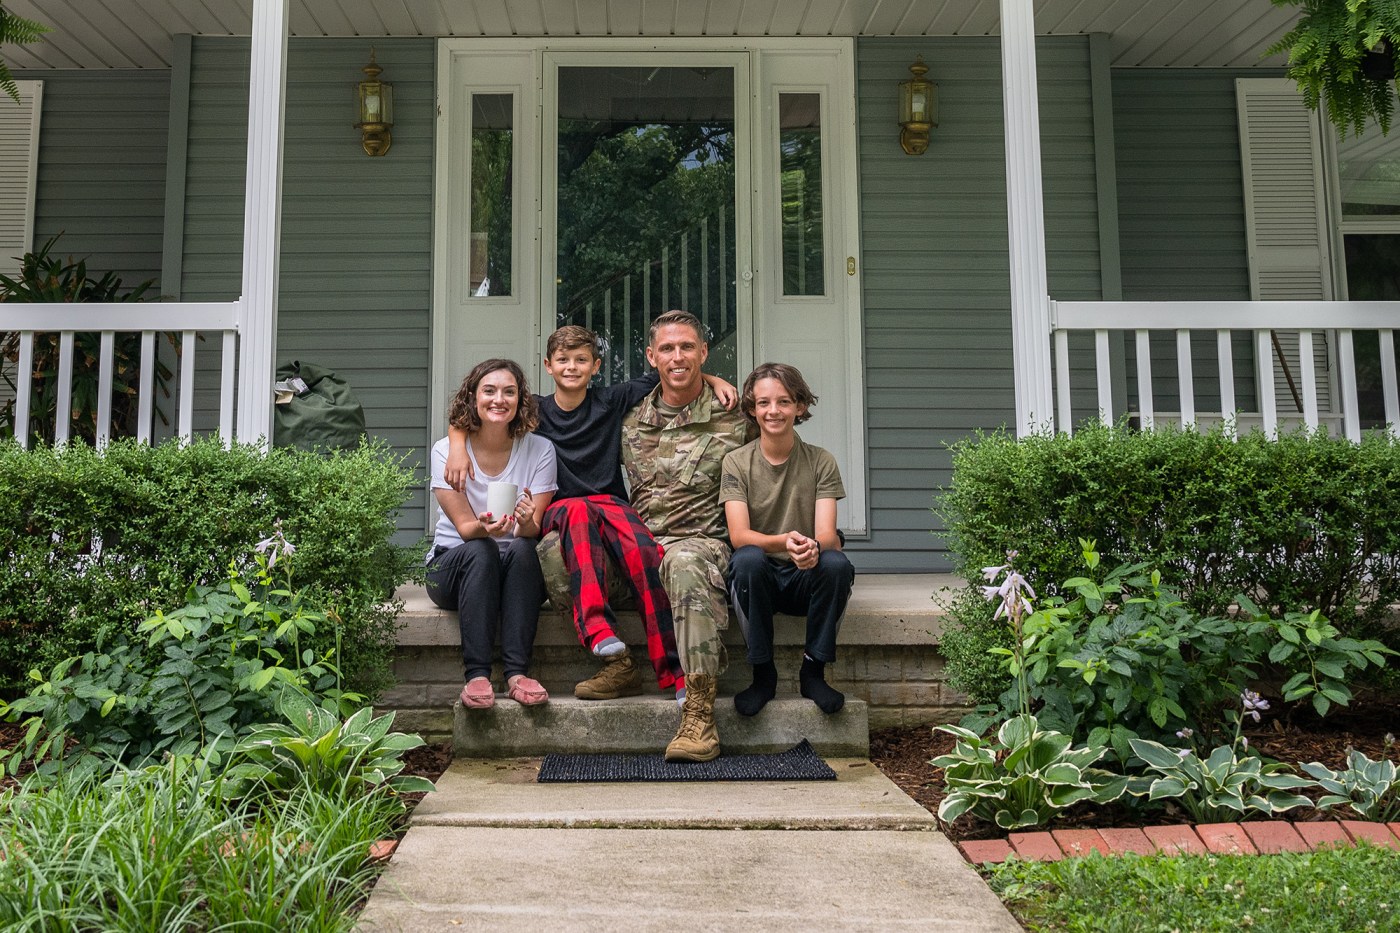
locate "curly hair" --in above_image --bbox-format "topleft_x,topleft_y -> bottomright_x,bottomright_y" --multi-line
741,362 -> 817,426
446,358 -> 539,438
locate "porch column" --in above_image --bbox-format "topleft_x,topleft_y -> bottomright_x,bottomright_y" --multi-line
999,0 -> 1055,436
235,0 -> 290,444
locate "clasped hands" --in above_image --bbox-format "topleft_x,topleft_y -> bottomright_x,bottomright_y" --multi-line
785,531 -> 820,570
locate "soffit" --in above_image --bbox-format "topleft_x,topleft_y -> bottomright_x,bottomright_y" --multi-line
6,0 -> 1297,70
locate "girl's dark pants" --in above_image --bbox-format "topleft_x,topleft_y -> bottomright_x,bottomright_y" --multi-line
426,537 -> 544,681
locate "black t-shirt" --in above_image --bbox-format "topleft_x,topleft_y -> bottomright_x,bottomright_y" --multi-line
537,372 -> 659,501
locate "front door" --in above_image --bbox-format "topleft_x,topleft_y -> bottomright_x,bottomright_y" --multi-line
433,38 -> 867,532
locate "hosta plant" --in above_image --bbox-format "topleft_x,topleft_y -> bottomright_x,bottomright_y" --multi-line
222,687 -> 435,802
1127,737 -> 1315,823
1302,742 -> 1400,821
934,714 -> 1129,830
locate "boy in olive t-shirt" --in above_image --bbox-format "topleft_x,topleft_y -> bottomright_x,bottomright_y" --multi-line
719,362 -> 855,716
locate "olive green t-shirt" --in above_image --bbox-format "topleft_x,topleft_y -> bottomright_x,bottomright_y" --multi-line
719,434 -> 844,558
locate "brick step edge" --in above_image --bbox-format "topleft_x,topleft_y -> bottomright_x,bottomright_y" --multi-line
958,819 -> 1400,865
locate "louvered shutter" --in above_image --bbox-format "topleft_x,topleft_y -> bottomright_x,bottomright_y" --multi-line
1236,77 -> 1334,415
0,81 -> 41,276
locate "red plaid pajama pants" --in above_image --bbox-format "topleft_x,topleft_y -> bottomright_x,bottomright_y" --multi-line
541,495 -> 685,691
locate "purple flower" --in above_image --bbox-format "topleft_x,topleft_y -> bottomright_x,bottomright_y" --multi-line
1176,748 -> 1191,759
1175,728 -> 1193,739
254,523 -> 296,570
1240,690 -> 1270,722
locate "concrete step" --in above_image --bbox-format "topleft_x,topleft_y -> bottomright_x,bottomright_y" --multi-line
410,756 -> 933,829
452,695 -> 869,758
384,573 -> 968,740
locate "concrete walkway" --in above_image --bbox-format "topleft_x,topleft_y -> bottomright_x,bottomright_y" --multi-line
358,757 -> 1020,932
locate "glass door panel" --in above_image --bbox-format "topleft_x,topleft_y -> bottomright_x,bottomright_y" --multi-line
553,65 -> 739,384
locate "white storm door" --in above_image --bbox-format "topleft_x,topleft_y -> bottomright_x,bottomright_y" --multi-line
754,44 -> 867,534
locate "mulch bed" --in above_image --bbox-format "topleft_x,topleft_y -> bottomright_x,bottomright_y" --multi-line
869,698 -> 1400,842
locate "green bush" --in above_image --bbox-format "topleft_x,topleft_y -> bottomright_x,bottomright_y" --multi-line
0,752 -> 408,931
936,423 -> 1400,702
0,437 -> 419,698
0,539 -> 377,780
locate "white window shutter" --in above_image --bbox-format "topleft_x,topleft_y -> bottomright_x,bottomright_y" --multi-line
0,80 -> 42,277
1237,77 -> 1333,415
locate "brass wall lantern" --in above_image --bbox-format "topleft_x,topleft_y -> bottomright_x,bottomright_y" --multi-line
898,56 -> 937,155
355,48 -> 394,156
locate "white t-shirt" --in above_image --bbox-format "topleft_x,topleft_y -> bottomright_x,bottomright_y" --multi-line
429,433 -> 558,555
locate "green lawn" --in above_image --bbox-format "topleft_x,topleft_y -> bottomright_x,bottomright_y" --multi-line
988,845 -> 1400,933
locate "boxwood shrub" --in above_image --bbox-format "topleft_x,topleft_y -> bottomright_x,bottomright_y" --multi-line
936,423 -> 1400,701
0,438 -> 420,698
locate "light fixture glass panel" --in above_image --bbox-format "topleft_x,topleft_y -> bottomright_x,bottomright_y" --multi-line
779,93 -> 825,297
470,94 -> 513,298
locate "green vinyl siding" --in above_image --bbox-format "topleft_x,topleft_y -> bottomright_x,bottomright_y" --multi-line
17,70 -> 170,288
852,37 -> 1103,572
178,37 -> 434,539
1113,68 -> 1265,413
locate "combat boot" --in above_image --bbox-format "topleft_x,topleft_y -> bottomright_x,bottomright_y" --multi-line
574,648 -> 644,700
665,672 -> 719,762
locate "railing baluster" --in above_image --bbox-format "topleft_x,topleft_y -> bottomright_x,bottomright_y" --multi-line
1135,329 -> 1153,430
719,206 -> 728,332
1094,329 -> 1112,425
97,331 -> 116,448
1256,330 -> 1277,438
700,219 -> 710,326
138,331 -> 156,444
179,330 -> 196,442
1338,329 -> 1360,441
15,332 -> 34,449
220,330 -> 236,445
603,290 -> 612,362
1217,330 -> 1235,439
624,275 -> 633,382
1176,329 -> 1194,428
1054,329 -> 1071,434
661,247 -> 669,312
680,232 -> 689,319
1380,328 -> 1398,437
1297,329 -> 1318,430
55,331 -> 75,445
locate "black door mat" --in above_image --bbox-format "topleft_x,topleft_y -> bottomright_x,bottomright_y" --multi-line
537,739 -> 838,783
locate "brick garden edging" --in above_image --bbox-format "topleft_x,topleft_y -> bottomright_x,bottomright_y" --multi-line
958,819 -> 1400,864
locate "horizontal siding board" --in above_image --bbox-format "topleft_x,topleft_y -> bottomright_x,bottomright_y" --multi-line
179,37 -> 435,535
1107,68 -> 1264,412
849,36 -> 1100,571
13,69 -> 169,287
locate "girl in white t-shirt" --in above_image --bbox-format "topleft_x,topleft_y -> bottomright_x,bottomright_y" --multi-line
427,359 -> 558,709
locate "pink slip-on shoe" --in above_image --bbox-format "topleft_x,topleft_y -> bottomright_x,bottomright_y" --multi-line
506,675 -> 549,706
461,677 -> 495,709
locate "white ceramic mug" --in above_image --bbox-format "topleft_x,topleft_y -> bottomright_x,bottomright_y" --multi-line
486,481 -> 520,520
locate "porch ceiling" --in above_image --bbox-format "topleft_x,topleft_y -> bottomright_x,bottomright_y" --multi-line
8,0 -> 1296,71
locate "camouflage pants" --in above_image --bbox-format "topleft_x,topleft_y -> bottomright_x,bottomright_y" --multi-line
538,532 -> 731,676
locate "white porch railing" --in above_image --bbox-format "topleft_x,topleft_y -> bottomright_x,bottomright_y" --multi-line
1050,301 -> 1400,441
0,301 -> 241,448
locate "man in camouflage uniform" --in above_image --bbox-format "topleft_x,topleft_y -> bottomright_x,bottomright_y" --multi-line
540,309 -> 751,761
624,313 -> 752,761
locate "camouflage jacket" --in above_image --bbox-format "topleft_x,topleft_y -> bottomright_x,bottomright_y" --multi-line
622,383 -> 754,543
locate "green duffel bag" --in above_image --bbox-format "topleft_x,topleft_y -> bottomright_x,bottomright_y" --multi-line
273,360 -> 366,452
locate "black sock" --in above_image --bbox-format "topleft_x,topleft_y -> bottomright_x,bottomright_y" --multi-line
734,661 -> 778,716
800,655 -> 844,714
